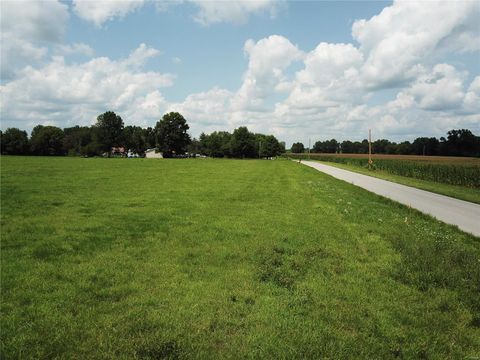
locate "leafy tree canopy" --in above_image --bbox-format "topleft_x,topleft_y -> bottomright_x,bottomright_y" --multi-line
122,125 -> 147,155
291,142 -> 305,153
94,111 -> 124,154
155,112 -> 191,157
1,128 -> 29,155
30,125 -> 64,156
230,127 -> 256,158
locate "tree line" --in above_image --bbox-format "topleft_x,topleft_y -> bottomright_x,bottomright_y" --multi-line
291,129 -> 480,157
0,111 -> 285,158
198,128 -> 285,158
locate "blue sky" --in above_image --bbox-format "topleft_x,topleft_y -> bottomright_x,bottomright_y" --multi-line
1,1 -> 479,145
63,1 -> 389,101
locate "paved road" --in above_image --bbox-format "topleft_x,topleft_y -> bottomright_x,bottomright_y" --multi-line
300,160 -> 480,237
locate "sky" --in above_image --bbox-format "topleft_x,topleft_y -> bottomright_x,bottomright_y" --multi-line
1,0 -> 479,146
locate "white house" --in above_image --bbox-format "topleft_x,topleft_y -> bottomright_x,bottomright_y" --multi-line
145,148 -> 163,158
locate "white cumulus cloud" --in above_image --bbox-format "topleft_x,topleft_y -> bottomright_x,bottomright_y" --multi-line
72,0 -> 145,27
0,44 -> 173,130
352,0 -> 480,89
191,0 -> 281,26
407,64 -> 466,111
0,0 -> 69,79
71,0 -> 281,27
462,76 -> 480,115
232,35 -> 303,111
54,43 -> 95,57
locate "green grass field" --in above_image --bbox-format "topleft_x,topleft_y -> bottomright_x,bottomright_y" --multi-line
1,157 -> 479,359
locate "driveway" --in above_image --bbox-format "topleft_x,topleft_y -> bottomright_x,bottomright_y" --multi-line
300,160 -> 480,237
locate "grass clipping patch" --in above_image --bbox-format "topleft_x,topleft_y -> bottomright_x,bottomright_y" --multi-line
257,244 -> 308,290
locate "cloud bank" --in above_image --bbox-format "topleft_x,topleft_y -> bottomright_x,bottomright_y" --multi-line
1,0 -> 479,145
71,0 -> 281,26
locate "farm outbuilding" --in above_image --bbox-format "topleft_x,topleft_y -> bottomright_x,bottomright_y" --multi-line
145,149 -> 163,158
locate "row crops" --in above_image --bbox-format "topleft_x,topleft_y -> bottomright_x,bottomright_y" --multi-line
287,154 -> 480,188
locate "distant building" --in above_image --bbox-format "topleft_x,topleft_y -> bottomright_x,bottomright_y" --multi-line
127,150 -> 141,158
103,146 -> 126,157
145,148 -> 163,158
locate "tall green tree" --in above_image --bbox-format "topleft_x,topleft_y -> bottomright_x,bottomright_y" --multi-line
396,141 -> 413,155
230,127 -> 256,158
313,139 -> 339,153
63,126 -> 96,156
145,127 -> 157,149
257,134 -> 283,158
412,137 -> 440,156
1,128 -> 29,155
441,129 -> 479,156
372,139 -> 391,154
122,125 -> 147,155
94,111 -> 124,155
341,140 -> 355,154
199,131 -> 232,157
291,142 -> 305,153
155,112 -> 191,157
30,125 -> 64,155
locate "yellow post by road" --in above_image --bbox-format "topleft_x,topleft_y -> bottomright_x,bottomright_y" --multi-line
368,129 -> 373,169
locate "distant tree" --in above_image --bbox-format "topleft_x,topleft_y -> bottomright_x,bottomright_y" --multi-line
30,125 -> 64,155
217,132 -> 233,157
384,142 -> 398,154
441,129 -> 479,156
412,137 -> 440,156
230,127 -> 256,158
313,139 -> 338,153
396,141 -> 413,155
361,140 -> 370,153
63,126 -> 95,156
187,137 -> 201,155
94,111 -> 124,155
340,140 -> 355,154
122,125 -> 147,155
345,141 -> 366,154
325,139 -> 339,153
198,132 -> 209,155
1,128 -> 29,155
373,139 -> 391,154
145,127 -> 156,149
155,112 -> 191,157
200,131 -> 232,157
312,141 -> 323,153
291,142 -> 305,153
199,131 -> 232,157
257,134 -> 283,158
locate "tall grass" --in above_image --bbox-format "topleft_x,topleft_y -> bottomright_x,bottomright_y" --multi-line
289,154 -> 480,187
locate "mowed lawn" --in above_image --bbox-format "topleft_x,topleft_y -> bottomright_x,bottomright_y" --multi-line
1,157 -> 479,359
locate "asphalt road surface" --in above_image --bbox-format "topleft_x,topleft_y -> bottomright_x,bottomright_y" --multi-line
300,160 -> 480,237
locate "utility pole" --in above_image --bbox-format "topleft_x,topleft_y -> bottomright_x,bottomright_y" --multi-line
308,138 -> 311,160
368,129 -> 373,170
